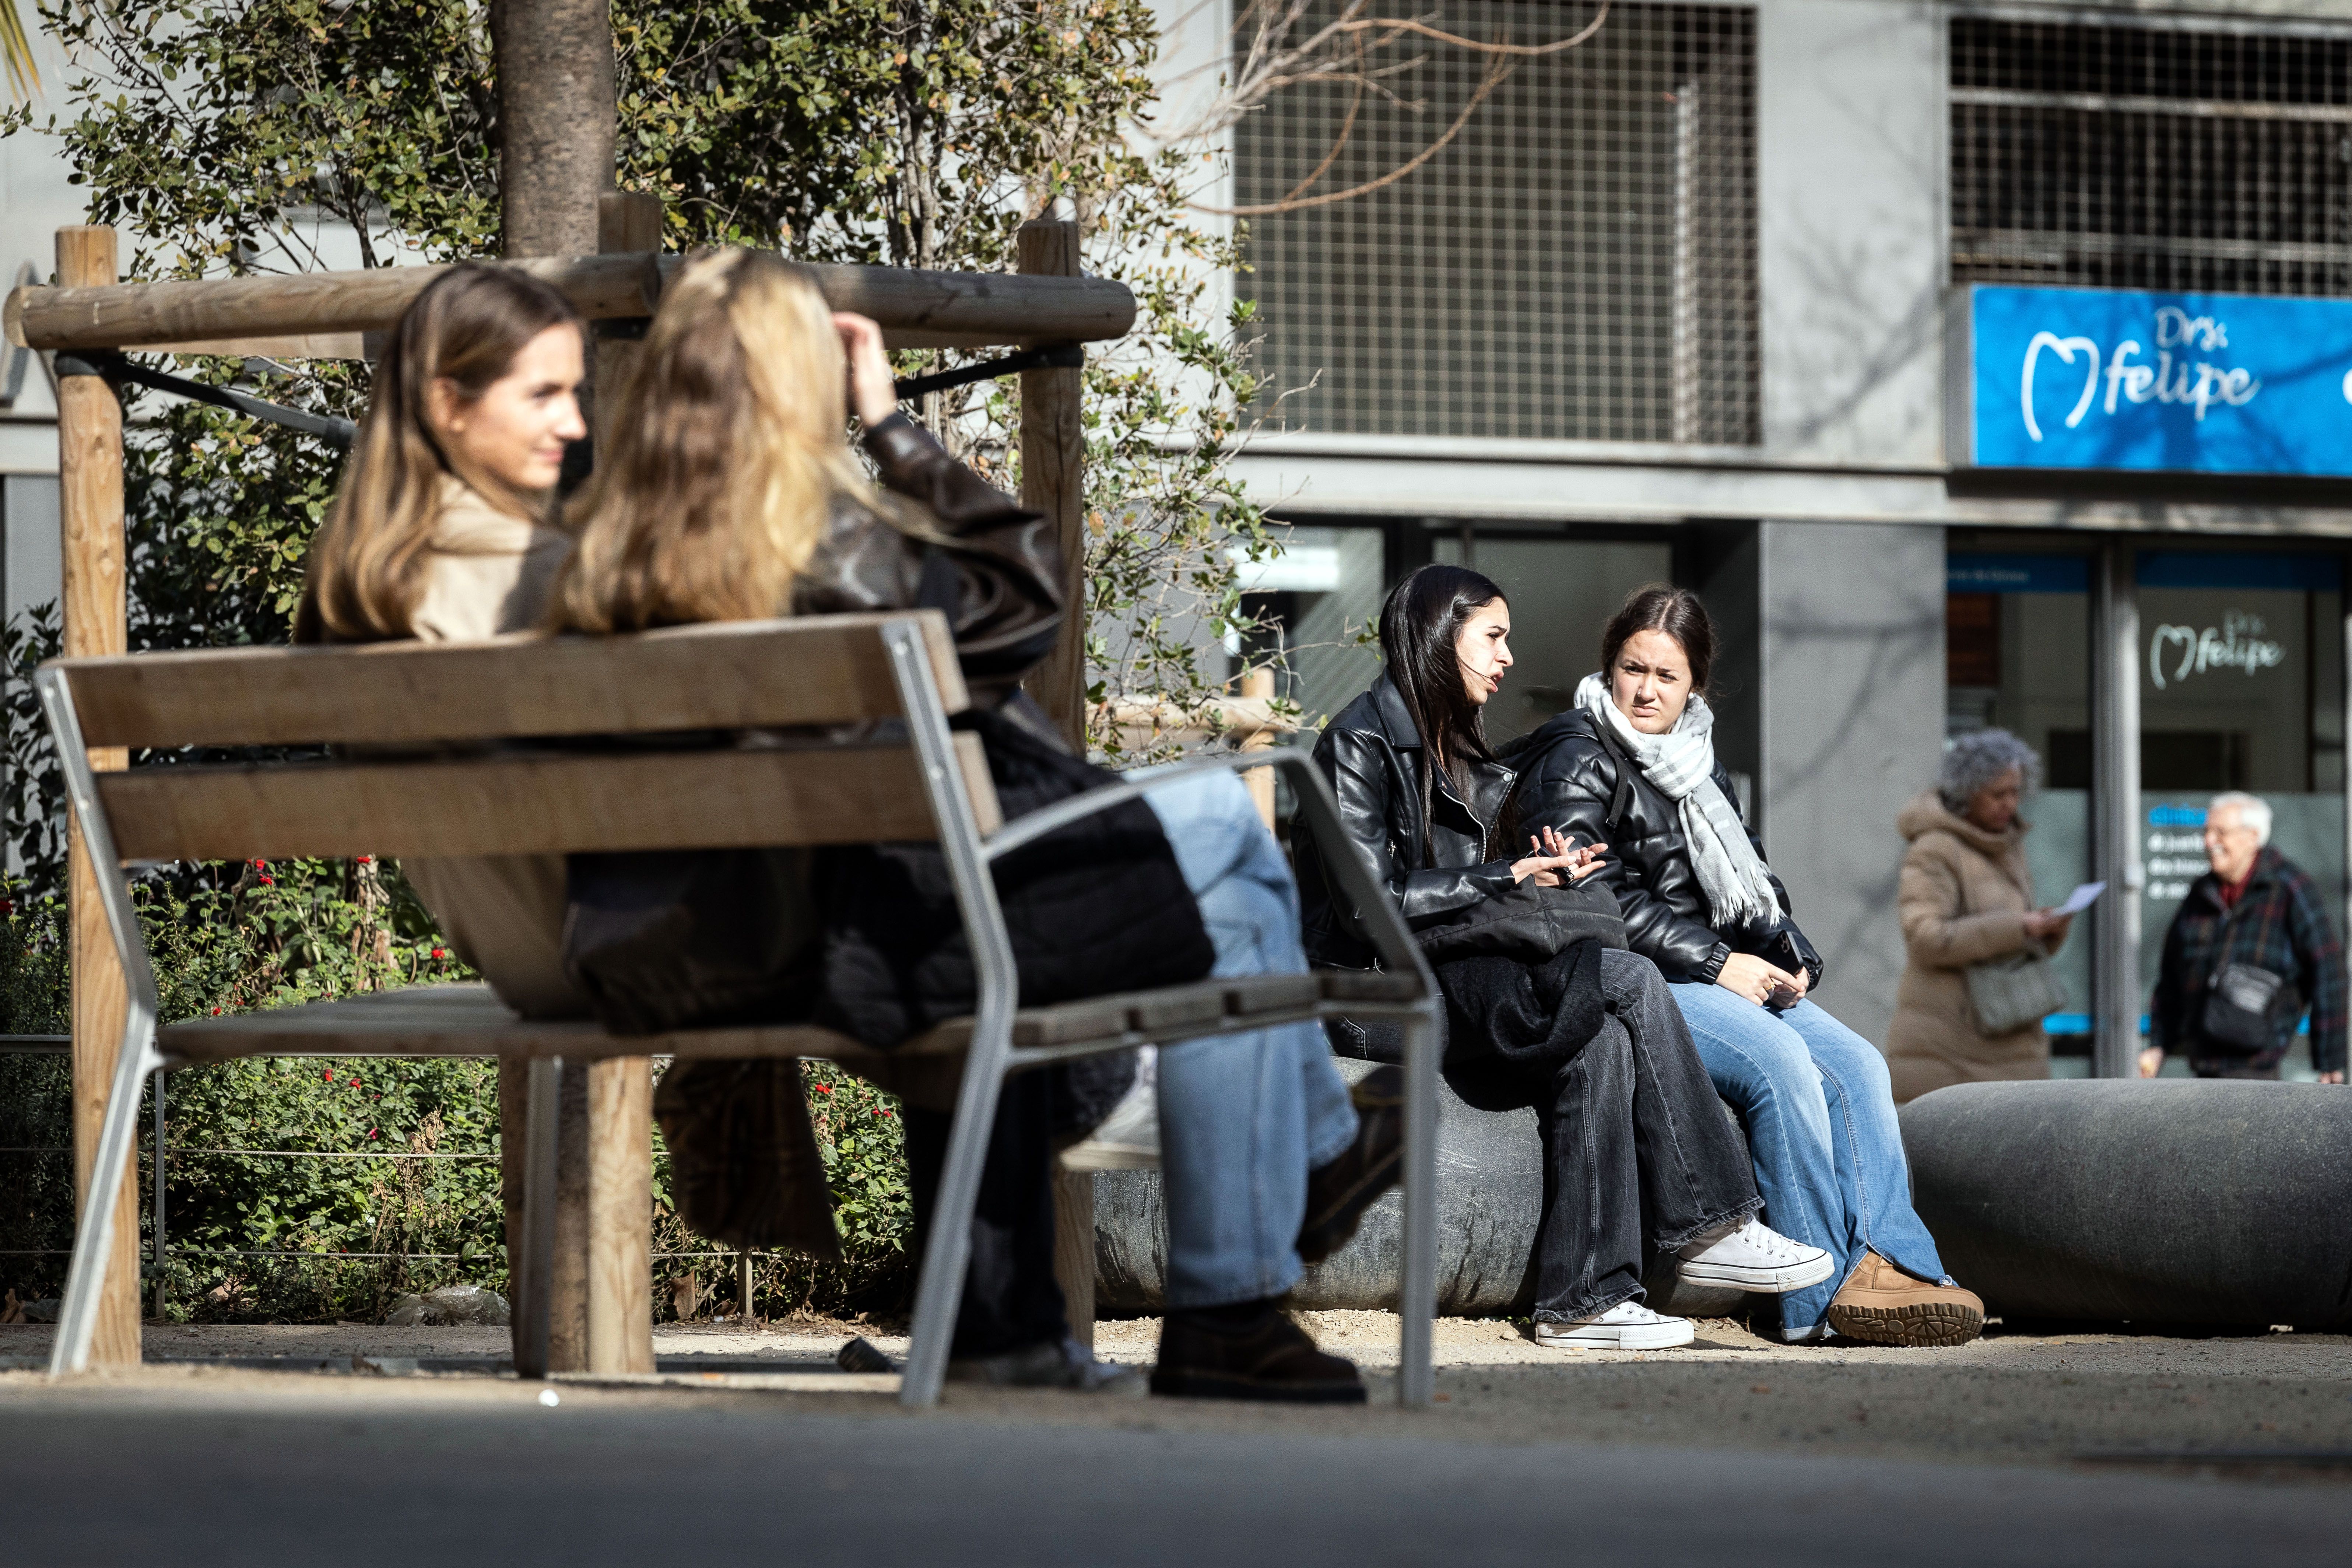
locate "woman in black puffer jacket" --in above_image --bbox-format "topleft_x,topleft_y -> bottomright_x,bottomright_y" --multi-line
1295,565 -> 1829,1351
1503,585 -> 1982,1348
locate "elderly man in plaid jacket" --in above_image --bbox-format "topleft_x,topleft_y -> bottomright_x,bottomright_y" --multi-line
2144,792 -> 2348,1083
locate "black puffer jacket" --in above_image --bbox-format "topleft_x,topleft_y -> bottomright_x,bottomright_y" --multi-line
1503,709 -> 1822,989
1296,677 -> 1519,969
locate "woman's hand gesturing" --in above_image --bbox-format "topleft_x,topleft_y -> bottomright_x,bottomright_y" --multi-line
1510,825 -> 1607,887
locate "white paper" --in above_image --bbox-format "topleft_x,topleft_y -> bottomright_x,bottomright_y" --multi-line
2052,881 -> 2106,917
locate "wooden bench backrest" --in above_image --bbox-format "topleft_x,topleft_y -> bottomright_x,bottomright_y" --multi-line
46,614 -> 1000,864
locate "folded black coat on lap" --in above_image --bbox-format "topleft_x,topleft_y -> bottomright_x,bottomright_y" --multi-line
1436,937 -> 1607,1105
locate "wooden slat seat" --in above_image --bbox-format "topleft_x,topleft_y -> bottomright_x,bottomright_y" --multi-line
157,972 -> 1375,1068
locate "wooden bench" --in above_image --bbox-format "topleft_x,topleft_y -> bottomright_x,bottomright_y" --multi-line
40,613 -> 1442,1404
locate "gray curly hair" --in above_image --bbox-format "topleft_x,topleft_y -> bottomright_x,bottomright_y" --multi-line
1938,728 -> 2042,813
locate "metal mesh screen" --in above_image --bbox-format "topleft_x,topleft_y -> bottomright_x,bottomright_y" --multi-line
1952,15 -> 2352,297
1234,3 -> 1759,443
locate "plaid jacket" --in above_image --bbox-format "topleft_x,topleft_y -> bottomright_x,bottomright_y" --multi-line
2150,846 -> 2347,1073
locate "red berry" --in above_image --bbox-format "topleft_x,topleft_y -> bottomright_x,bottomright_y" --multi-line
431,947 -> 446,960
367,1129 -> 379,1139
257,875 -> 274,886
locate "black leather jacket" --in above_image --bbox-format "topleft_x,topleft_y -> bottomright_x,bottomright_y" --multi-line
1296,676 -> 1519,969
792,413 -> 1062,697
1502,709 -> 1822,989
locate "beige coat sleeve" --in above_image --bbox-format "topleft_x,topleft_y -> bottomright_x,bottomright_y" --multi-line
1898,839 -> 2030,970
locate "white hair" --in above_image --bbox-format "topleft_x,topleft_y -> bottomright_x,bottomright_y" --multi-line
2209,792 -> 2273,846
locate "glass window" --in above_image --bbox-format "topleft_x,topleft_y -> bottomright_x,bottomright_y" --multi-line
2137,552 -> 2346,1077
1233,525 -> 1387,732
1946,552 -> 2096,1046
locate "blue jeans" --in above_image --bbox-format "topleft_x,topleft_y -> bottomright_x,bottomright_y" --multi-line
1667,986 -> 1947,1336
1141,769 -> 1362,1309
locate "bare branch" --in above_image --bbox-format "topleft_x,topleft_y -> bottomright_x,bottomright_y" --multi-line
1193,48 -> 1513,217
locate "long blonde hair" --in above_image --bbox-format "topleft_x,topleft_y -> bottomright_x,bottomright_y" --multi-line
295,263 -> 583,643
552,249 -> 876,632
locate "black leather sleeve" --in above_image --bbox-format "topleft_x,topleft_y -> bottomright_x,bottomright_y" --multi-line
789,414 -> 1063,688
1516,740 -> 1735,984
1317,727 -> 1515,930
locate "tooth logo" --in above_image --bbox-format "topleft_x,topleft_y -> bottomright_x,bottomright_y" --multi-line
2021,332 -> 2101,442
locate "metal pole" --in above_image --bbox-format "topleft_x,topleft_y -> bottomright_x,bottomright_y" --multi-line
2092,542 -> 2143,1079
152,1073 -> 165,1320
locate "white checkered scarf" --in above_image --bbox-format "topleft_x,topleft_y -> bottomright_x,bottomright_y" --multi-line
1574,672 -> 1779,933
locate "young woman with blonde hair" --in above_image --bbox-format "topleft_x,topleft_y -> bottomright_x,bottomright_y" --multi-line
558,247 -> 1399,1404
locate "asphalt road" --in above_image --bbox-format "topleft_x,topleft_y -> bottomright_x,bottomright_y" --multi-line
10,1375 -> 2351,1567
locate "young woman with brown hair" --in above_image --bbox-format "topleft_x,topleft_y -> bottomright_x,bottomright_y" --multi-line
1295,564 -> 1830,1350
1506,585 -> 1985,1346
294,262 -> 591,1019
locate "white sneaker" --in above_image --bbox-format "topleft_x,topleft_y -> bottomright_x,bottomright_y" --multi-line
1533,1300 -> 1696,1350
1060,1046 -> 1160,1171
1674,1216 -> 1835,1293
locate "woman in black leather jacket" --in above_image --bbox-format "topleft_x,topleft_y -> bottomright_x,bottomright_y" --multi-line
1505,584 -> 1983,1348
1298,565 -> 1830,1350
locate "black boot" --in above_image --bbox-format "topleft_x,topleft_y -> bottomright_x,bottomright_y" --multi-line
1150,1300 -> 1366,1404
1297,1066 -> 1404,1266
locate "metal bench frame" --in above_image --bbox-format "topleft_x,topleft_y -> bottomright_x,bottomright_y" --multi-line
42,614 -> 1440,1405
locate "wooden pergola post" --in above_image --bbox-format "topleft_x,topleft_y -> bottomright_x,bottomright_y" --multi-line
1015,217 -> 1098,1345
583,191 -> 662,1376
57,224 -> 139,1369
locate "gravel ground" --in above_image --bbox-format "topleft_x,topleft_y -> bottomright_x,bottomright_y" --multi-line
10,1313 -> 2350,1472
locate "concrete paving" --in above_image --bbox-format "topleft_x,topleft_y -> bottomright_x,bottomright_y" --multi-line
7,1316 -> 2350,1565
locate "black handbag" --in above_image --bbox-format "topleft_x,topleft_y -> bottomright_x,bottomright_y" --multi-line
1412,877 -> 1627,966
2200,961 -> 2288,1052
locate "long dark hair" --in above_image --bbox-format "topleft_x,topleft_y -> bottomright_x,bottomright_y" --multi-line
1599,583 -> 1716,696
1377,563 -> 1507,862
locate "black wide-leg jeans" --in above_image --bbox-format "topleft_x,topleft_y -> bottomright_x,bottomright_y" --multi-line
1524,948 -> 1761,1322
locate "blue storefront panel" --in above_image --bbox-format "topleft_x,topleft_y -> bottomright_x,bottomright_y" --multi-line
1966,284 -> 2352,476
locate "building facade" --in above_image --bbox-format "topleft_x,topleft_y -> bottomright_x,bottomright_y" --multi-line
1204,0 -> 2352,1074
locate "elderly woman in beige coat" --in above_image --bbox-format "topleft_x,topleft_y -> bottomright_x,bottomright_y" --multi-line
1885,729 -> 2076,1102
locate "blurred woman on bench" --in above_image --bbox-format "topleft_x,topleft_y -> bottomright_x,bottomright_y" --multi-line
1504,586 -> 1985,1347
1295,564 -> 1830,1350
295,251 -> 1399,1402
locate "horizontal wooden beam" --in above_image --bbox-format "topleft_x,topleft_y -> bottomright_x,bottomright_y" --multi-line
6,250 -> 1135,355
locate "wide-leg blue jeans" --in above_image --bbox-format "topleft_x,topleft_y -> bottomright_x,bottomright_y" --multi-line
1141,769 -> 1362,1309
1666,985 -> 1947,1337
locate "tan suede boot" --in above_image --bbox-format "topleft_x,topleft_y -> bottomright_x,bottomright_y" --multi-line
1825,1251 -> 1985,1347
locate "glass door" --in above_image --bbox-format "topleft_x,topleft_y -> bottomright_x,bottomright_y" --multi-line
1946,552 -> 2097,1056
2137,551 -> 2346,1080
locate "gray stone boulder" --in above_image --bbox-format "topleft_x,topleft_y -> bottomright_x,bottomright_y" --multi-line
1095,1057 -> 1748,1319
384,1284 -> 510,1327
1902,1078 -> 2352,1330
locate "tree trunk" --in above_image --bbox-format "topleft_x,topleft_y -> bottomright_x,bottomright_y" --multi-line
491,0 -> 618,256
489,0 -> 618,1375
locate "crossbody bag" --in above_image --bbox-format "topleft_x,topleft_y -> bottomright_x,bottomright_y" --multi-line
1959,862 -> 2067,1037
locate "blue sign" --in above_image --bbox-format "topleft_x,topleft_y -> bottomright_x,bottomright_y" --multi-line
1947,553 -> 2090,594
1967,284 -> 2352,476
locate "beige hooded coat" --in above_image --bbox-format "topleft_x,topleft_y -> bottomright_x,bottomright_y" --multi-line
1885,789 -> 2051,1102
